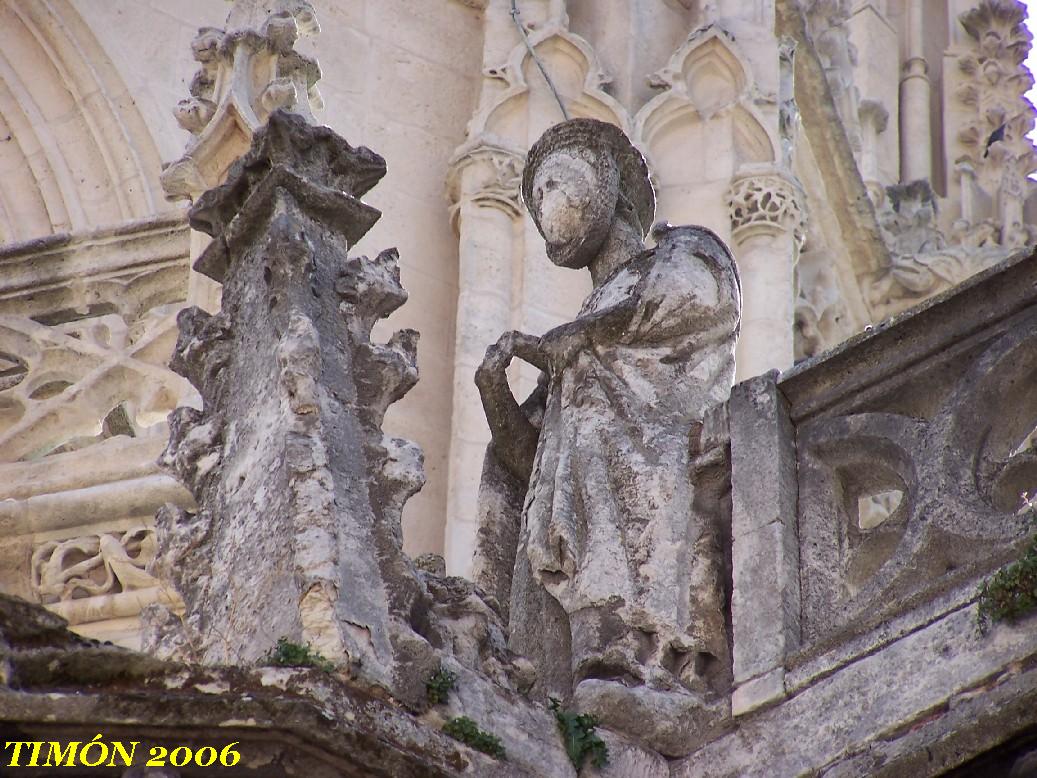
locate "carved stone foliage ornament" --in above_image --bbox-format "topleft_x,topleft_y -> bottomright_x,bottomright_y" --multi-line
161,1 -> 323,201
867,180 -> 1011,319
31,527 -> 159,605
447,140 -> 526,222
953,0 -> 1036,245
726,172 -> 807,245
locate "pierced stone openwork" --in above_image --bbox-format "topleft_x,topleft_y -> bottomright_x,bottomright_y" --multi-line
795,282 -> 1037,645
31,527 -> 159,605
726,173 -> 807,245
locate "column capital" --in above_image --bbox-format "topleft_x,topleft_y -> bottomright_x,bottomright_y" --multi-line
726,167 -> 807,245
447,137 -> 526,225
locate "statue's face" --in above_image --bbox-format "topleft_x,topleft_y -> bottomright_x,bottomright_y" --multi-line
528,148 -> 618,269
530,153 -> 597,245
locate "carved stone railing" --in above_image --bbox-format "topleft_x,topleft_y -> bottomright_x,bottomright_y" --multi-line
725,245 -> 1037,715
0,216 -> 195,647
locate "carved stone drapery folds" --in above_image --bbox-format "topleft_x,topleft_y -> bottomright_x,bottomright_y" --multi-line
443,0 -> 632,573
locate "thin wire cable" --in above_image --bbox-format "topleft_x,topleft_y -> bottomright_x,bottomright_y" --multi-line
509,0 -> 570,121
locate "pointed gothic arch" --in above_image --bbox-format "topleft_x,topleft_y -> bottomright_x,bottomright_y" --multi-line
0,0 -> 166,243
466,20 -> 631,150
633,26 -> 776,229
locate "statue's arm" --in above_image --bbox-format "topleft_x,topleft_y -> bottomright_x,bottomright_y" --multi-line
537,297 -> 638,371
475,331 -> 546,481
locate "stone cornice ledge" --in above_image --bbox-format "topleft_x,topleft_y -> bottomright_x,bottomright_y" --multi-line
673,600 -> 1037,777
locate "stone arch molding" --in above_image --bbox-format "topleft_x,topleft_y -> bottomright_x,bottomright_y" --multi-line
0,0 -> 166,243
633,25 -> 777,211
461,13 -> 632,172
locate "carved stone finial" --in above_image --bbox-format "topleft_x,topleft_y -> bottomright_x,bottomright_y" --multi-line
160,1 -> 323,202
147,112 -> 413,684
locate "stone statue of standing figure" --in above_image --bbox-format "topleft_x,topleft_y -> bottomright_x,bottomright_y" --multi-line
474,118 -> 741,755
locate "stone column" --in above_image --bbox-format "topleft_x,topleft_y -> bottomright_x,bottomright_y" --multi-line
726,167 -> 807,380
444,141 -> 524,575
956,159 -> 978,228
858,99 -> 890,197
899,0 -> 931,183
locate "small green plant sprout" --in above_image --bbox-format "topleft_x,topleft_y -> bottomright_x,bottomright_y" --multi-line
426,665 -> 458,705
976,493 -> 1037,633
548,697 -> 609,770
442,716 -> 506,760
264,637 -> 336,672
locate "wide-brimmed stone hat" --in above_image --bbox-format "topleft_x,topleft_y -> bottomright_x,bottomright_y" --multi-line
522,118 -> 656,237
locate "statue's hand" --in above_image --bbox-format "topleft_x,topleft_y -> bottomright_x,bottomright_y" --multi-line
476,331 -> 546,390
539,322 -> 587,374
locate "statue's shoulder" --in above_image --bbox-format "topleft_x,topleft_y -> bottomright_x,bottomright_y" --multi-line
647,223 -> 741,295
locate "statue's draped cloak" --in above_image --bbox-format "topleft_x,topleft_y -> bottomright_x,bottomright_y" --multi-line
516,239 -> 739,682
